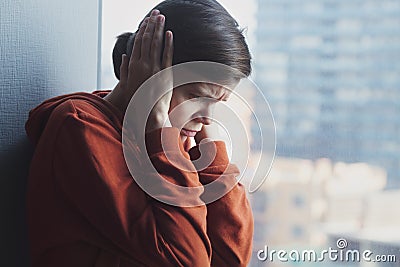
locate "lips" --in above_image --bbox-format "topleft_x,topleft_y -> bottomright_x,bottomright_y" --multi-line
181,128 -> 198,137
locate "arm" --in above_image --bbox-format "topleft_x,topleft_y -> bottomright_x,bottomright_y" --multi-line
53,110 -> 211,266
189,140 -> 254,267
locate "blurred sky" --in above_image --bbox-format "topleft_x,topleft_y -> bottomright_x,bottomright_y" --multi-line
101,0 -> 257,88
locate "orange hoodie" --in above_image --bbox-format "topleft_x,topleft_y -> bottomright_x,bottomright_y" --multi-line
25,90 -> 253,267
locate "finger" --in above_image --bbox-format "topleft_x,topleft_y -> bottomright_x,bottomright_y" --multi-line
194,125 -> 205,144
141,9 -> 160,59
150,14 -> 165,68
131,17 -> 149,61
161,31 -> 174,69
119,54 -> 128,83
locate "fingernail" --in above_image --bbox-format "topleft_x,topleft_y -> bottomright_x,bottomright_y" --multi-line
157,15 -> 164,23
151,9 -> 160,16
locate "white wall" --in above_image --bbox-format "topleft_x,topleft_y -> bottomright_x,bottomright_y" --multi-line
0,0 -> 100,265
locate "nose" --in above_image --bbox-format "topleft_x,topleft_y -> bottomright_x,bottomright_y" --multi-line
200,117 -> 212,125
194,104 -> 213,125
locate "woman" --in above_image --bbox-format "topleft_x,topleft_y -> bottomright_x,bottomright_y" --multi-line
25,0 -> 254,266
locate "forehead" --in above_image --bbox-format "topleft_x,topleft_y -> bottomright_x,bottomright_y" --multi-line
185,82 -> 232,101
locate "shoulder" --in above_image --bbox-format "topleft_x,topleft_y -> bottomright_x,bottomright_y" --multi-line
48,98 -> 116,134
46,99 -> 115,140
52,99 -> 107,121
50,105 -> 121,154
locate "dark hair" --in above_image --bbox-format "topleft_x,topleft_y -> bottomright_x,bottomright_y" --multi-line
112,0 -> 252,81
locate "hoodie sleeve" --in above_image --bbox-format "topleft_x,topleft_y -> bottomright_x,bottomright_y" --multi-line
189,141 -> 254,267
52,104 -> 211,266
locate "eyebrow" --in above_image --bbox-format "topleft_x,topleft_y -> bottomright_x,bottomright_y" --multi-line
195,85 -> 229,101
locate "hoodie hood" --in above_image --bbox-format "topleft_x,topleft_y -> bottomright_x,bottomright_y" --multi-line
25,90 -> 123,145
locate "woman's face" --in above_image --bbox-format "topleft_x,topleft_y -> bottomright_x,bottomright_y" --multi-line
168,82 -> 231,141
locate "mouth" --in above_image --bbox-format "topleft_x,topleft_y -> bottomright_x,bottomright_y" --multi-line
180,128 -> 199,137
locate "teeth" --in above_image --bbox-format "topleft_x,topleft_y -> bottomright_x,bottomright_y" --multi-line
181,129 -> 196,137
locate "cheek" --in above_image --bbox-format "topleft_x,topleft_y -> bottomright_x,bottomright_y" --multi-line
168,91 -> 179,113
168,100 -> 202,126
182,103 -> 200,119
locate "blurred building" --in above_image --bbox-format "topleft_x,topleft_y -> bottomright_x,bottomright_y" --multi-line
325,189 -> 400,267
252,0 -> 400,188
248,155 -> 391,266
249,156 -> 320,267
323,162 -> 387,228
250,156 -> 318,248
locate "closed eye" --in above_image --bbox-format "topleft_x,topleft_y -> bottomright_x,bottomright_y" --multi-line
188,93 -> 221,103
187,93 -> 200,101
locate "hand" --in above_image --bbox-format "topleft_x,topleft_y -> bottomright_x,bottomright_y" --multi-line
119,9 -> 174,134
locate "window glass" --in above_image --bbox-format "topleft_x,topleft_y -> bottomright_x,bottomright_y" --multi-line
102,1 -> 400,266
